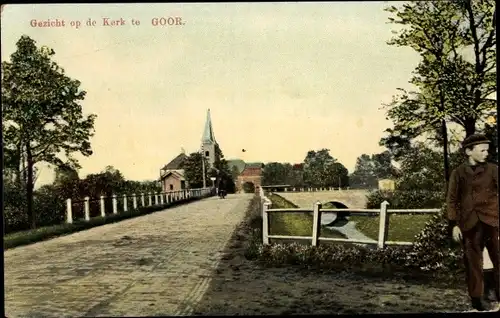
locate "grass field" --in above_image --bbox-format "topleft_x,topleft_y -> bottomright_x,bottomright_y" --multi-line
348,214 -> 433,242
285,194 -> 436,243
266,193 -> 347,240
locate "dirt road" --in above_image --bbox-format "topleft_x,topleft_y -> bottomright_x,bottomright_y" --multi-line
4,194 -> 252,317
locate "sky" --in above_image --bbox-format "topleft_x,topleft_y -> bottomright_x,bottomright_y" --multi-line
1,2 -> 422,187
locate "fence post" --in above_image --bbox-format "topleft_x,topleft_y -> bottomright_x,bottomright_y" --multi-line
123,194 -> 128,212
112,194 -> 118,214
133,193 -> 138,209
84,196 -> 90,221
141,193 -> 145,207
312,201 -> 322,246
66,198 -> 73,224
377,200 -> 390,249
100,195 -> 105,217
262,200 -> 271,245
148,192 -> 152,206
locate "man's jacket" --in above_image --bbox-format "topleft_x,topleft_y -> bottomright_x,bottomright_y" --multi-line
446,162 -> 498,232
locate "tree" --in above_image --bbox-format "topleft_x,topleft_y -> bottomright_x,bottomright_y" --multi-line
382,0 -> 496,184
302,149 -> 348,188
2,36 -> 96,229
325,162 -> 349,188
262,162 -> 291,186
371,151 -> 395,179
183,152 -> 210,189
53,164 -> 79,187
231,165 -> 240,181
395,142 -> 463,193
483,113 -> 498,164
349,154 -> 378,189
350,151 -> 395,189
210,144 -> 236,193
288,164 -> 305,187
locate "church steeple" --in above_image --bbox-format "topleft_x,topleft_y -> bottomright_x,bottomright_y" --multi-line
201,108 -> 216,144
200,109 -> 218,169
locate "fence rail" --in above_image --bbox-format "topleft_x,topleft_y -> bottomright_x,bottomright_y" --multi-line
258,188 -> 440,249
65,187 -> 214,224
262,186 -> 350,192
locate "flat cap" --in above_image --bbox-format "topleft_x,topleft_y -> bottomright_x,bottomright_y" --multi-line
461,134 -> 491,149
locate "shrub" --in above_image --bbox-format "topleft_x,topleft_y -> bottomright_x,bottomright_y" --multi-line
403,205 -> 463,272
255,242 -> 413,272
33,185 -> 66,227
3,182 -> 29,233
366,189 -> 443,209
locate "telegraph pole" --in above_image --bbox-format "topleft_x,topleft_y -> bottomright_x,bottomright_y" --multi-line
201,152 -> 207,188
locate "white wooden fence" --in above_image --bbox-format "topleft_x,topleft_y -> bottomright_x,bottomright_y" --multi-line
259,188 -> 440,249
264,186 -> 349,192
65,187 -> 213,224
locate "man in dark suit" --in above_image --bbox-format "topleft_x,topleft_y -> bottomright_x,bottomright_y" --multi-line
446,134 -> 499,311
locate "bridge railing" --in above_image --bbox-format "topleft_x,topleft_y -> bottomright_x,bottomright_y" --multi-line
260,197 -> 440,249
264,186 -> 350,192
65,187 -> 215,224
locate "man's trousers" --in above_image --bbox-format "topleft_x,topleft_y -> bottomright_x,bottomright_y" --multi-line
461,221 -> 499,299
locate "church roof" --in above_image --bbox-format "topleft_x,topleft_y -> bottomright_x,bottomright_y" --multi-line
162,153 -> 188,170
201,109 -> 216,144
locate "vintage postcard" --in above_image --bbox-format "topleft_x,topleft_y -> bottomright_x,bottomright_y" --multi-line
2,2 -> 498,316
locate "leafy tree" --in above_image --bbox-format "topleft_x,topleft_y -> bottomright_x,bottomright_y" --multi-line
2,36 -> 96,228
350,151 -> 395,189
210,144 -> 236,192
303,149 -> 348,188
288,164 -> 305,187
483,114 -> 498,163
382,0 -> 496,184
183,152 -> 210,189
325,162 -> 349,188
53,164 -> 79,187
231,165 -> 240,181
262,162 -> 292,186
349,154 -> 377,189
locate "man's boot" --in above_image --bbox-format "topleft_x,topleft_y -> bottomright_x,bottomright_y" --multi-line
471,297 -> 487,311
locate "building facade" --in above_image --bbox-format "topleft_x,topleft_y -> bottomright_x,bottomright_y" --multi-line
236,163 -> 264,193
159,153 -> 188,192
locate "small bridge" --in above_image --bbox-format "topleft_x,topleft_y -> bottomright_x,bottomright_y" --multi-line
277,189 -> 369,209
272,189 -> 370,225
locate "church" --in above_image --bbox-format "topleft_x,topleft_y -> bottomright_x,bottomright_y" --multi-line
159,109 -> 220,192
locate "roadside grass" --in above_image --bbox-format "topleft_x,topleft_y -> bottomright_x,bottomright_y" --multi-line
4,195 -> 211,250
347,214 -> 434,242
266,193 -> 347,240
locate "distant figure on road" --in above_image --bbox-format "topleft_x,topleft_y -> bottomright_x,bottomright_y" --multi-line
446,134 -> 499,311
218,179 -> 227,199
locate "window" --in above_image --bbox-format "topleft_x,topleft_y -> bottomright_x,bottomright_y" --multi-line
169,184 -> 173,190
181,180 -> 186,189
205,151 -> 209,157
